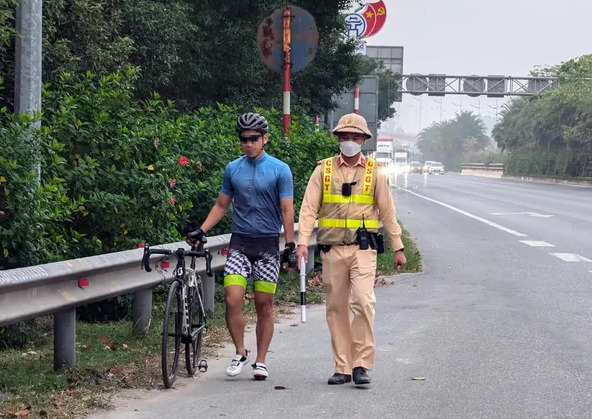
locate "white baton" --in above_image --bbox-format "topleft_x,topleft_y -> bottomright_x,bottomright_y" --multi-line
299,256 -> 307,323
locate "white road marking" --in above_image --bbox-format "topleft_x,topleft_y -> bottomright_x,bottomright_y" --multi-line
519,240 -> 555,247
549,253 -> 592,263
403,189 -> 528,237
489,212 -> 554,218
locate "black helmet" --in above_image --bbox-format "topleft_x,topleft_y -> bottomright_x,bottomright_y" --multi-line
236,112 -> 269,134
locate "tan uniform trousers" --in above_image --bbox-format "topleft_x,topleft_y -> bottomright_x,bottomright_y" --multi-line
321,244 -> 377,373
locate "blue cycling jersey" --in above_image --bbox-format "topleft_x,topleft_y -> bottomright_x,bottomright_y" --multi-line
220,153 -> 293,237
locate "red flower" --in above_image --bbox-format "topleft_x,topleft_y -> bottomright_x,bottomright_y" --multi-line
0,211 -> 5,215
197,162 -> 203,171
138,242 -> 145,248
169,197 -> 175,206
179,156 -> 188,166
169,178 -> 177,188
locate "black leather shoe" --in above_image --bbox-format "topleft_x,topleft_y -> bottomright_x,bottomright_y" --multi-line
327,373 -> 352,385
352,367 -> 371,385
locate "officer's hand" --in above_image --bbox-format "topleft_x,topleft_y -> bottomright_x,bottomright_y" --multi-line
295,244 -> 308,268
186,228 -> 205,247
394,250 -> 406,269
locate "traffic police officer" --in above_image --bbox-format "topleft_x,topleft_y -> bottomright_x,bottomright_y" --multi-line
295,113 -> 406,386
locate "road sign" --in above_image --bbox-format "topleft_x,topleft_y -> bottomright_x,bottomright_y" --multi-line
406,74 -> 428,95
365,45 -> 404,74
486,76 -> 506,97
463,76 -> 486,97
428,74 -> 446,96
257,6 -> 319,73
345,1 -> 387,39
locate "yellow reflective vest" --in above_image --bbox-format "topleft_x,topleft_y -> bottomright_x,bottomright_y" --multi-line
317,156 -> 379,245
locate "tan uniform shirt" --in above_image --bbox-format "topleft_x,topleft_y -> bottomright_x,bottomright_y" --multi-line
298,154 -> 404,251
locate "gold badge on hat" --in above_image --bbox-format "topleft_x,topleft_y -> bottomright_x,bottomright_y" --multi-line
345,116 -> 355,126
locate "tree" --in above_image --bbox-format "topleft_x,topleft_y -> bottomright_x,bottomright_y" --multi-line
0,0 -> 364,117
417,111 -> 489,170
492,54 -> 592,178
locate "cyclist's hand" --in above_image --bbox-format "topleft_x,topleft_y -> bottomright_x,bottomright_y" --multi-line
186,228 -> 205,247
281,242 -> 296,269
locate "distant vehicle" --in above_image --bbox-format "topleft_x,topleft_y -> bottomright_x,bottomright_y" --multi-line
409,161 -> 423,174
429,161 -> 445,175
423,161 -> 435,172
375,137 -> 394,175
394,150 -> 409,174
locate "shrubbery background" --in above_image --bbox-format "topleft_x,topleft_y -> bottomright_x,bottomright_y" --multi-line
0,70 -> 338,270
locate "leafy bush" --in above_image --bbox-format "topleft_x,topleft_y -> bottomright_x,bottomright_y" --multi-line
0,69 -> 338,271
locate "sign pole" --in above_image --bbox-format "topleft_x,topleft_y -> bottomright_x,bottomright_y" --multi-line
282,6 -> 292,135
354,85 -> 360,114
15,0 -> 43,181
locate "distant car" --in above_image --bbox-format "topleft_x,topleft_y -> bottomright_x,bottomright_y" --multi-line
423,160 -> 435,172
409,161 -> 423,174
429,162 -> 445,175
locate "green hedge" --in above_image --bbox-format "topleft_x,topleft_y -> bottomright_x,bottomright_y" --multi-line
504,146 -> 590,178
0,69 -> 338,270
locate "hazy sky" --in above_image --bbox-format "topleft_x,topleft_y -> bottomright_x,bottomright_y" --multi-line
360,0 -> 592,134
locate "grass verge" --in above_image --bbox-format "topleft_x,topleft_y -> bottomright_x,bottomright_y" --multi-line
0,225 -> 421,418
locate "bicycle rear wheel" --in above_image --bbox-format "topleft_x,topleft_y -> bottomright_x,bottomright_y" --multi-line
162,280 -> 182,388
186,281 -> 206,375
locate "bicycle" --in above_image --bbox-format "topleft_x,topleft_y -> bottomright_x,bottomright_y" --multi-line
142,240 -> 213,388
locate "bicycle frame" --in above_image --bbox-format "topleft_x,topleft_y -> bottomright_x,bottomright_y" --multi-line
142,241 -> 212,387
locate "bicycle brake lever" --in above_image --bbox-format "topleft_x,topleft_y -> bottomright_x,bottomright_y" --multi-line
206,252 -> 212,277
142,246 -> 152,272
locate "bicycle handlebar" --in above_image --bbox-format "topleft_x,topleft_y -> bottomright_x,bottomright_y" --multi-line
142,238 -> 213,277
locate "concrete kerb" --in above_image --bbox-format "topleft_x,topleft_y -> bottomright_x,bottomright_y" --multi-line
501,175 -> 592,188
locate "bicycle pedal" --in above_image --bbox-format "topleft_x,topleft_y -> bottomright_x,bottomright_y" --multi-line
197,359 -> 208,373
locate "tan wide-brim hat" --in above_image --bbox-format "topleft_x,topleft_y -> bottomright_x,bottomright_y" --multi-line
331,113 -> 372,137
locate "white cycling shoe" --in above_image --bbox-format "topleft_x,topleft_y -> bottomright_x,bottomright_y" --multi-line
226,352 -> 249,377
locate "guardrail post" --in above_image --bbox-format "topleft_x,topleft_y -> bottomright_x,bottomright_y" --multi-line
54,309 -> 76,372
132,289 -> 152,336
203,275 -> 215,312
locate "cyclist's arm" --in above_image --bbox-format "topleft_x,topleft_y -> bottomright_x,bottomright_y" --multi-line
199,192 -> 232,233
280,197 -> 295,244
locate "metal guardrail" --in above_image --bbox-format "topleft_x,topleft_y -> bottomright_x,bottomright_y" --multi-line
461,163 -> 505,178
0,226 -> 317,371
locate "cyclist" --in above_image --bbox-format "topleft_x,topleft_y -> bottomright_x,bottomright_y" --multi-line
187,112 -> 295,380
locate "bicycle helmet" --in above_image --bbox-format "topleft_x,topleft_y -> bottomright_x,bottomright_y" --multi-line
236,112 -> 269,134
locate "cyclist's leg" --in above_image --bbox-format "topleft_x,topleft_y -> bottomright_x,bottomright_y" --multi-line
223,248 -> 252,357
252,250 -> 280,365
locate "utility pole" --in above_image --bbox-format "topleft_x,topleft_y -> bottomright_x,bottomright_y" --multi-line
15,0 -> 43,179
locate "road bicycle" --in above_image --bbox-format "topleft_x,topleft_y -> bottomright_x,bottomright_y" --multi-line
142,240 -> 212,388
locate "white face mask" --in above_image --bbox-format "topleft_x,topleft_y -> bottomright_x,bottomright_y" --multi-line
340,140 -> 362,157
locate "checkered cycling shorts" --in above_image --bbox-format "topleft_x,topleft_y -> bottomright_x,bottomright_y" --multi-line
223,248 -> 280,285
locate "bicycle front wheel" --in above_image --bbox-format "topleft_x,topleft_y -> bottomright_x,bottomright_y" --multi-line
186,282 -> 206,375
162,280 -> 182,388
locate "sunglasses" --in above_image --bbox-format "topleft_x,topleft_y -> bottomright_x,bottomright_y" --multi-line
239,134 -> 262,143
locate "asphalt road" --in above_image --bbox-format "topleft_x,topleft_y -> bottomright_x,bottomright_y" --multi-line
89,174 -> 592,419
